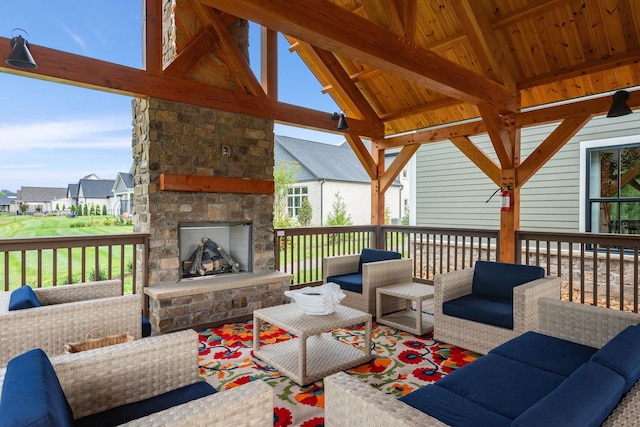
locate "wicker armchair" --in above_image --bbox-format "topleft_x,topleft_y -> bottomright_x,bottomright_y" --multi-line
323,249 -> 412,315
433,263 -> 561,354
0,330 -> 273,426
325,298 -> 640,427
0,280 -> 142,367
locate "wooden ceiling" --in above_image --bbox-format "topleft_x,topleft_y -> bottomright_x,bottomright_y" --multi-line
1,0 -> 639,145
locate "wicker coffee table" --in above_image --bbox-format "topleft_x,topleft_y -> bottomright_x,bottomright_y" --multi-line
253,303 -> 372,385
376,282 -> 434,335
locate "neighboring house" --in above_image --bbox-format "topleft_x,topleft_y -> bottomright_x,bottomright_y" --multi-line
275,135 -> 403,226
412,113 -> 640,235
15,186 -> 67,214
0,193 -> 16,213
112,171 -> 134,217
75,175 -> 116,215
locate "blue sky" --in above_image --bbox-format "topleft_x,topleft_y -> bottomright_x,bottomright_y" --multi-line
0,1 -> 343,193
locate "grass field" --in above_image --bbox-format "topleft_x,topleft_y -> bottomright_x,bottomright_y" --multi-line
0,214 -> 135,291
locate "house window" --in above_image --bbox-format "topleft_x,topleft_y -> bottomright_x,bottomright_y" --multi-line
586,143 -> 640,234
287,186 -> 308,218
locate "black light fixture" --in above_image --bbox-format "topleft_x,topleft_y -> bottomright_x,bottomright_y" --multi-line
331,112 -> 349,131
606,90 -> 632,118
6,28 -> 38,69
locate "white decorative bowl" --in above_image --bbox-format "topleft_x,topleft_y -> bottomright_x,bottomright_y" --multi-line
284,282 -> 345,315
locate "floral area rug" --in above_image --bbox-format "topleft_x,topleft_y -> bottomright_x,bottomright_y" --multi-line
197,319 -> 480,427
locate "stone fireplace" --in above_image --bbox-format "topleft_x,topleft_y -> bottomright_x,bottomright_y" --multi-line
131,5 -> 291,333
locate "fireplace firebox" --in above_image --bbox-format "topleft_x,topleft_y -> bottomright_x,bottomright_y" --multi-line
179,222 -> 252,280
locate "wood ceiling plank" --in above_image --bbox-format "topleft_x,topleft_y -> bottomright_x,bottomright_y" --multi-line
450,136 -> 501,186
0,38 -> 383,138
360,0 -> 405,36
199,0 -> 517,111
378,97 -> 464,122
397,0 -> 417,41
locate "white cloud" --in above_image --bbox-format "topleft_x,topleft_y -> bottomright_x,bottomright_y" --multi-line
0,116 -> 131,151
60,25 -> 87,52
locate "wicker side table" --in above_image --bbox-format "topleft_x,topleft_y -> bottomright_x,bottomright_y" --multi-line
376,282 -> 434,335
253,303 -> 371,386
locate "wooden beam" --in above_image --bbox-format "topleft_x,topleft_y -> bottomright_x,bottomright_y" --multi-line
516,114 -> 591,186
310,45 -> 382,124
379,97 -> 464,122
144,0 -> 163,72
449,136 -> 501,186
380,144 -> 419,193
200,0 -> 517,111
261,27 -> 278,100
478,103 -> 514,169
163,25 -> 218,77
0,38 -> 384,139
345,134 -> 378,180
159,174 -> 274,194
379,120 -> 487,148
360,0 -> 405,37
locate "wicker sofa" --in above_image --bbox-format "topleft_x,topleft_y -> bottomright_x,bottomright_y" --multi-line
323,249 -> 412,315
0,280 -> 142,367
0,329 -> 273,426
325,298 -> 640,426
433,261 -> 561,354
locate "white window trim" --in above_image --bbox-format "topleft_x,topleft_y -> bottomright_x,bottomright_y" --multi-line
579,135 -> 639,232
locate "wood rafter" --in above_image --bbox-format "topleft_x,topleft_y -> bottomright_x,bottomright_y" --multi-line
449,136 -> 501,186
344,133 -> 377,180
199,0 -> 517,111
380,144 -> 419,193
478,103 -> 514,169
261,27 -> 278,100
163,25 -> 218,77
360,0 -> 405,37
144,0 -> 162,73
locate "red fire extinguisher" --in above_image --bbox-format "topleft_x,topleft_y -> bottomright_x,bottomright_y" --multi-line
500,188 -> 511,211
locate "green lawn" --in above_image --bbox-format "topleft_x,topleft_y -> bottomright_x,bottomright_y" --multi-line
0,215 -> 135,291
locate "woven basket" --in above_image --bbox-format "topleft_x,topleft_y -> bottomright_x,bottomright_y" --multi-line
65,327 -> 133,353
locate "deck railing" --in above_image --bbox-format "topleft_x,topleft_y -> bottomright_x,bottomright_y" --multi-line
276,225 -> 639,312
0,233 -> 149,294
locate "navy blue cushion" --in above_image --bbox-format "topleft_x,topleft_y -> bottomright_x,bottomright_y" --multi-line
141,316 -> 152,337
358,248 -> 401,273
591,325 -> 640,392
0,349 -> 74,427
513,361 -> 625,427
435,353 -> 565,420
472,261 -> 545,300
327,273 -> 363,293
8,285 -> 42,310
490,331 -> 598,377
400,383 -> 512,427
442,294 -> 514,329
75,381 -> 216,427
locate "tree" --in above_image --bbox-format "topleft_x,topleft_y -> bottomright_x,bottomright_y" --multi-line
102,204 -> 107,215
273,160 -> 300,228
83,204 -> 88,216
77,204 -> 82,216
326,192 -> 352,226
298,197 -> 313,226
55,203 -> 60,212
62,204 -> 66,212
19,203 -> 27,214
70,205 -> 76,215
90,204 -> 95,216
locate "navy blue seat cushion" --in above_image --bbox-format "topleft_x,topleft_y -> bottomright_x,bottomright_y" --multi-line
141,316 -> 152,337
591,325 -> 640,392
443,294 -> 514,329
400,383 -> 512,427
490,331 -> 598,377
513,361 -> 626,427
8,285 -> 42,310
327,273 -> 363,293
358,248 -> 401,273
0,349 -> 74,427
434,353 -> 566,420
472,261 -> 545,300
75,381 -> 216,427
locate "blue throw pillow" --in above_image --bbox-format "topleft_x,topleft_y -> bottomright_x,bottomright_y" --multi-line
8,285 -> 42,311
591,325 -> 640,392
358,248 -> 401,273
472,261 -> 545,300
0,349 -> 74,427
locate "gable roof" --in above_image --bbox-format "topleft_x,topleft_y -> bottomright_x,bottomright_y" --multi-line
67,183 -> 79,198
77,178 -> 115,198
275,135 -> 400,185
17,186 -> 67,202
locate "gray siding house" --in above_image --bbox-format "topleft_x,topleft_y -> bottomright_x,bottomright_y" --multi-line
413,113 -> 640,234
15,187 -> 67,214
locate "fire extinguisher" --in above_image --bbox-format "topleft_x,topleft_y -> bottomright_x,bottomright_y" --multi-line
500,187 -> 511,211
